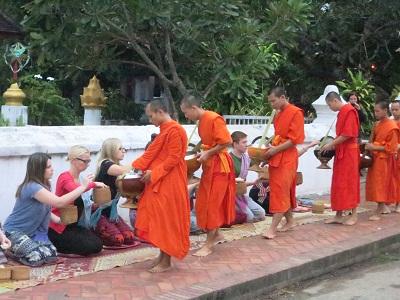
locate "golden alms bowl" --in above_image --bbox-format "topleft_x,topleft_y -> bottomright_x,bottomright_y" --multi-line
185,151 -> 201,175
248,146 -> 268,163
359,143 -> 373,169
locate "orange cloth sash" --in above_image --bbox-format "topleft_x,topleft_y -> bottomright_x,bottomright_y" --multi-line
271,135 -> 287,146
201,144 -> 230,173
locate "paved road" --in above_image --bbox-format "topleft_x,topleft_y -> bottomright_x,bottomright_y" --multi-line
264,251 -> 400,300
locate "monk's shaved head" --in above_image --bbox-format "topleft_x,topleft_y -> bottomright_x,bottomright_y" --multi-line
375,100 -> 389,111
325,91 -> 344,112
325,91 -> 341,103
374,100 -> 390,120
268,86 -> 287,98
147,99 -> 168,113
180,95 -> 202,108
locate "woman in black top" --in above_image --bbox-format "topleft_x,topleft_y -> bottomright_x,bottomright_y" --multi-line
347,91 -> 367,124
94,138 -> 136,246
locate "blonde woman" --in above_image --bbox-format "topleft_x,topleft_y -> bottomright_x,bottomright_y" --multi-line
94,138 -> 136,246
48,145 -> 104,256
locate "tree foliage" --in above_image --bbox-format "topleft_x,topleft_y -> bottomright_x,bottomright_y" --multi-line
274,0 -> 400,107
8,0 -> 312,117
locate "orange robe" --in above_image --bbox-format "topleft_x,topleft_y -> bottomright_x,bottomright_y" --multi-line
196,111 -> 236,230
132,120 -> 190,259
331,104 -> 360,211
366,118 -> 399,203
395,120 -> 400,203
268,104 -> 304,213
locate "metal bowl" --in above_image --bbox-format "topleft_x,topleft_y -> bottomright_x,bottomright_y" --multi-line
116,172 -> 145,197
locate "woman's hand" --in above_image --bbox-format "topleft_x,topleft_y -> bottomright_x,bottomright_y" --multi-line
141,170 -> 152,183
309,140 -> 320,148
0,235 -> 11,250
81,174 -> 95,189
94,182 -> 107,189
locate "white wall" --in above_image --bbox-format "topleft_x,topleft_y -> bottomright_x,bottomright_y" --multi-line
0,123 -> 334,222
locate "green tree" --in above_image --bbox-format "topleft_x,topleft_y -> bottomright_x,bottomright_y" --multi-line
272,0 -> 400,110
19,75 -> 78,125
15,0 -> 311,117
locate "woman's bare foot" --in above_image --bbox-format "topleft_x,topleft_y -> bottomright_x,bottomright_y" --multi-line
193,244 -> 213,257
325,216 -> 344,224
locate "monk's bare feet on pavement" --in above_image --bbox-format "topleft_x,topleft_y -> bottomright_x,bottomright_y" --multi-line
149,253 -> 171,273
151,252 -> 163,268
214,232 -> 224,245
325,216 -> 344,224
381,204 -> 391,214
343,215 -> 357,226
149,262 -> 172,273
193,244 -> 213,257
369,214 -> 381,221
262,229 -> 276,239
277,220 -> 296,232
395,205 -> 400,213
149,265 -> 172,273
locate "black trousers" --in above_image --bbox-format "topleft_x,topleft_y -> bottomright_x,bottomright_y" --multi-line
48,224 -> 102,256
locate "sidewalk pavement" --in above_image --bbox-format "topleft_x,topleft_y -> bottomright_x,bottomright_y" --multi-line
1,185 -> 400,300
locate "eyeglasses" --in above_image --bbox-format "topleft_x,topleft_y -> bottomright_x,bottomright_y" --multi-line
75,158 -> 91,164
119,147 -> 127,152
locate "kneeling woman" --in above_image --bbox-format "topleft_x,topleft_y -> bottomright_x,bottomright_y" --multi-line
48,145 -> 104,256
3,152 -> 93,266
93,138 -> 136,246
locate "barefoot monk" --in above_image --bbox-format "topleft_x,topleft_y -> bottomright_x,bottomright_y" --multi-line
133,100 -> 190,272
321,91 -> 360,225
263,87 -> 305,239
390,100 -> 400,213
366,100 -> 399,220
180,95 -> 235,257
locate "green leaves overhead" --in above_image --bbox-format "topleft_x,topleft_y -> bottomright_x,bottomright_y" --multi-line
3,0 -> 312,117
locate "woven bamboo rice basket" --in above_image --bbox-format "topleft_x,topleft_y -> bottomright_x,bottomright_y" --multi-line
93,186 -> 112,205
59,205 -> 78,225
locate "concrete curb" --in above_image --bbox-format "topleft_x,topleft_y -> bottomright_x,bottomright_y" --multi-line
193,232 -> 400,300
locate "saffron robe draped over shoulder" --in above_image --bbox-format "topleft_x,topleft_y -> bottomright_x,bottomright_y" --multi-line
132,120 -> 190,259
366,118 -> 400,203
330,104 -> 360,211
395,120 -> 400,203
196,111 -> 236,230
268,104 -> 304,213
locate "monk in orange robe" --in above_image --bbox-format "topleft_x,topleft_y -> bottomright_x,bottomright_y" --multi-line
263,87 -> 305,239
180,95 -> 235,256
321,91 -> 360,225
132,100 -> 190,272
389,100 -> 400,213
366,100 -> 400,221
